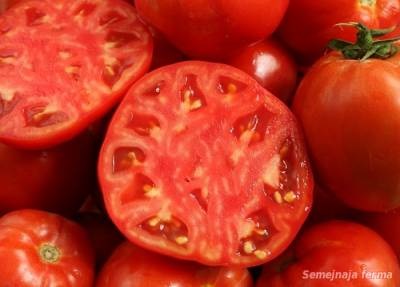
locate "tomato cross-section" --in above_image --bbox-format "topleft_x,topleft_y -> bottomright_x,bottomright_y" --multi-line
0,0 -> 152,148
98,61 -> 313,267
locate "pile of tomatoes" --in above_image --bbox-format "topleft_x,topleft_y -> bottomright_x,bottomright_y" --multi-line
1,0 -> 400,286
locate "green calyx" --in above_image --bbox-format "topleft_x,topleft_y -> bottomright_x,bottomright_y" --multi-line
328,22 -> 400,60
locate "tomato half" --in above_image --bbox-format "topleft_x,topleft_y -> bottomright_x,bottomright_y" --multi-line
0,130 -> 97,215
135,0 -> 288,60
256,221 -> 400,287
292,48 -> 400,211
278,0 -> 400,65
227,39 -> 298,104
0,0 -> 152,149
98,61 -> 313,266
0,209 -> 94,286
97,241 -> 253,287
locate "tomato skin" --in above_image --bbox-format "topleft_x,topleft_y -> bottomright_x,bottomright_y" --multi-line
360,208 -> 400,259
292,51 -> 400,211
96,241 -> 253,287
256,221 -> 400,287
135,0 -> 288,60
227,39 -> 298,104
0,209 -> 95,286
0,130 -> 97,215
278,0 -> 400,65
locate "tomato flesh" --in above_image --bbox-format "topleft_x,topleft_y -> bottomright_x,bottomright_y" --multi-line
0,0 -> 152,148
99,61 -> 313,266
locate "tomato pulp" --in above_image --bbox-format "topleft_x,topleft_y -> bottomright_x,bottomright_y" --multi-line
0,0 -> 152,148
99,61 -> 313,266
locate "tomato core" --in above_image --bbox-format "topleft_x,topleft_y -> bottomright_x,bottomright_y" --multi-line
39,244 -> 61,264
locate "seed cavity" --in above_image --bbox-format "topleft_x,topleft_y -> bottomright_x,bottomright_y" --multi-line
232,105 -> 272,146
105,31 -> 140,49
102,57 -> 134,88
120,173 -> 158,205
0,91 -> 19,118
263,154 -> 281,189
127,113 -> 161,138
239,211 -> 276,258
218,76 -> 247,94
65,65 -> 81,81
141,215 -> 189,246
24,104 -> 68,127
142,81 -> 165,97
112,147 -> 146,173
73,3 -> 97,17
180,74 -> 207,112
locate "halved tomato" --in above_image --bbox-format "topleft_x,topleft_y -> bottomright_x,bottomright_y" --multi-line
0,0 -> 152,148
98,61 -> 313,266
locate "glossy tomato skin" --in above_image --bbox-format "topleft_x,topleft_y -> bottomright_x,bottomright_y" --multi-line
278,0 -> 400,65
0,209 -> 95,286
292,51 -> 400,211
256,221 -> 400,287
135,0 -> 288,60
98,61 -> 313,267
0,130 -> 97,216
97,241 -> 253,287
0,0 -> 153,149
227,39 -> 298,104
360,208 -> 400,259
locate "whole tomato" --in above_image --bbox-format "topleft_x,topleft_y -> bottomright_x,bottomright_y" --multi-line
97,241 -> 253,287
0,130 -> 98,216
257,220 -> 400,287
292,24 -> 400,211
360,208 -> 400,259
278,0 -> 400,65
135,0 -> 289,60
0,209 -> 95,286
227,39 -> 298,104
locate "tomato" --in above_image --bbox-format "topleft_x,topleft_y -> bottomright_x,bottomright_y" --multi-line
0,0 -> 152,149
98,61 -> 313,266
0,130 -> 97,215
360,208 -> 400,259
292,24 -> 400,211
227,39 -> 298,104
257,220 -> 400,287
0,209 -> 94,286
135,0 -> 288,60
96,241 -> 253,287
75,212 -> 124,269
278,0 -> 400,65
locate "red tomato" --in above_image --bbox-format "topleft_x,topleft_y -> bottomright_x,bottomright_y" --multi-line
0,209 -> 94,286
98,61 -> 313,266
0,130 -> 97,215
75,212 -> 124,269
0,0 -> 152,149
361,208 -> 400,259
278,0 -> 400,65
292,31 -> 400,211
135,0 -> 288,60
96,241 -> 253,287
257,221 -> 400,287
227,39 -> 298,104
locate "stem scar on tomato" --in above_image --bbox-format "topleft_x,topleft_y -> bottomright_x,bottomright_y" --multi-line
39,243 -> 61,264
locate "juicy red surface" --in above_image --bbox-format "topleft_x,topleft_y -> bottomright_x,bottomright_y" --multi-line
99,61 -> 313,266
0,0 -> 152,149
